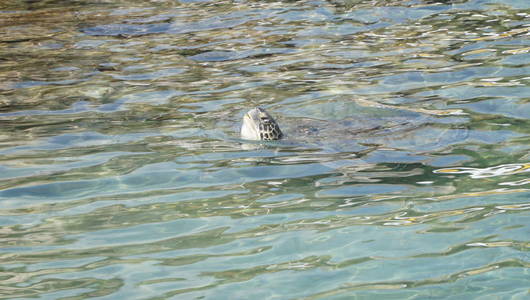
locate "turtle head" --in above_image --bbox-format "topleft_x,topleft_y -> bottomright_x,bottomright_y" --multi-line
241,107 -> 283,141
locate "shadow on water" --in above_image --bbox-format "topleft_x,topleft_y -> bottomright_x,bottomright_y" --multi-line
0,0 -> 529,299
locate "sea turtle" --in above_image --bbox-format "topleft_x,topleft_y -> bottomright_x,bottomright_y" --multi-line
241,106 -> 419,143
239,105 -> 468,154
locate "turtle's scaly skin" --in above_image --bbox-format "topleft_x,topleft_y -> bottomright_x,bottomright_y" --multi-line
241,107 -> 283,141
258,114 -> 282,140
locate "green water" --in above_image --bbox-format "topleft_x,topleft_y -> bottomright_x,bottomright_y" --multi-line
1,0 -> 529,299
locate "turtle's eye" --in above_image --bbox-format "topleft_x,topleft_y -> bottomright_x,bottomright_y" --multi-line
258,111 -> 269,121
261,116 -> 271,123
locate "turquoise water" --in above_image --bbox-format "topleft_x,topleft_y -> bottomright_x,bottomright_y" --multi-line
1,0 -> 529,299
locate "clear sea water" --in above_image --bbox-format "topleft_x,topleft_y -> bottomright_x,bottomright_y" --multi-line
1,0 -> 529,299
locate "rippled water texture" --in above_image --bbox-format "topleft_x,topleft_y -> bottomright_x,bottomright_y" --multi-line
1,0 -> 529,299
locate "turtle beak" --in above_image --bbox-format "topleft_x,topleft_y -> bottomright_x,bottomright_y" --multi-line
241,109 -> 261,140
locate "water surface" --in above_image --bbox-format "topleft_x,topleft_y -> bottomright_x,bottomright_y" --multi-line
1,0 -> 529,299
